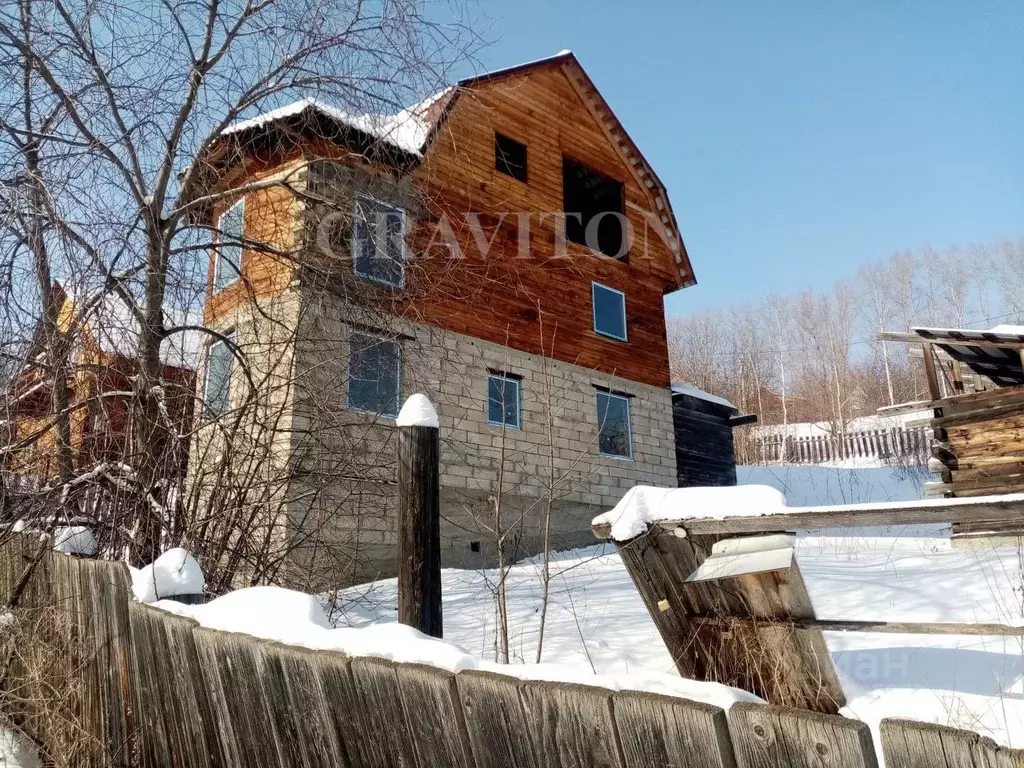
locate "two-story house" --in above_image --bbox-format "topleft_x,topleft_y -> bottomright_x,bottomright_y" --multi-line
190,51 -> 696,589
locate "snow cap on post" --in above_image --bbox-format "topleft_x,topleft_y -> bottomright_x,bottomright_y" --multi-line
396,393 -> 439,428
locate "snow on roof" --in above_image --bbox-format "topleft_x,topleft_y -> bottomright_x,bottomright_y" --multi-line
911,325 -> 1024,341
220,51 -> 581,157
221,92 -> 449,157
671,382 -> 737,410
65,287 -> 202,370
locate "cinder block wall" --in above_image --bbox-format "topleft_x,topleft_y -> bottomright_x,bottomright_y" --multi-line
285,300 -> 676,588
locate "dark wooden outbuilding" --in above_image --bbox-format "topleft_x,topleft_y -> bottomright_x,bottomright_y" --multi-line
671,384 -> 756,488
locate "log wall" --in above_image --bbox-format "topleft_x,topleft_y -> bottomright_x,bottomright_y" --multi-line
3,540 -> 1020,768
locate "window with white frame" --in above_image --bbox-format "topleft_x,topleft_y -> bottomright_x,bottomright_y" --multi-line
592,282 -> 627,341
596,390 -> 632,459
204,333 -> 234,418
352,196 -> 405,288
487,373 -> 521,429
347,331 -> 401,417
214,199 -> 244,292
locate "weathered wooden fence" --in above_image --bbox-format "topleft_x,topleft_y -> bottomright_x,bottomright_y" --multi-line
750,426 -> 930,465
1,537 -> 1021,767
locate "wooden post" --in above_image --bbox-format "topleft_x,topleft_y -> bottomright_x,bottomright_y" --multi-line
921,342 -> 941,401
396,394 -> 443,638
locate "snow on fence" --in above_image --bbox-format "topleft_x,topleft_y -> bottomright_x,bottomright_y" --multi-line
750,426 -> 931,465
1,538 -> 1021,768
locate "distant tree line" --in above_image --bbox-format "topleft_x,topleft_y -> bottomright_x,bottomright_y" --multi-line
669,237 -> 1024,435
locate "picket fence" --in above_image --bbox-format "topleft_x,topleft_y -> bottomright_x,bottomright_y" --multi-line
1,537 -> 1021,768
750,426 -> 931,466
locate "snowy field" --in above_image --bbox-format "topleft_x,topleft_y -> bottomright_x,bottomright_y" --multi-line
332,464 -> 1024,749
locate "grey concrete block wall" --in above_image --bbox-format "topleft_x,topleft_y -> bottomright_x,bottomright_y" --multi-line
284,307 -> 676,587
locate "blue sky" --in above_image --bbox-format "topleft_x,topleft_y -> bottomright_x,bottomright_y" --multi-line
449,1 -> 1024,317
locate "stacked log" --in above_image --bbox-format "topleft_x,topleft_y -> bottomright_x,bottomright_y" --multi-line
919,385 -> 1024,538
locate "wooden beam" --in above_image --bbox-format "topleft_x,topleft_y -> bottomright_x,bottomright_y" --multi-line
592,495 -> 1024,538
877,385 -> 1024,417
922,342 -> 942,401
695,615 -> 1024,637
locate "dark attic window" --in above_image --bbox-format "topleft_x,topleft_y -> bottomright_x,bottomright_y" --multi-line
495,132 -> 528,182
562,157 -> 627,261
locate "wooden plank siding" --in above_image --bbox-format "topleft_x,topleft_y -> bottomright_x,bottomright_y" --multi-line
410,65 -> 679,388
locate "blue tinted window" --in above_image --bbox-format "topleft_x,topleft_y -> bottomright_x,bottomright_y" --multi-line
348,332 -> 401,417
597,391 -> 632,458
592,283 -> 627,341
215,199 -> 244,291
487,375 -> 520,429
353,197 -> 405,287
204,334 -> 234,418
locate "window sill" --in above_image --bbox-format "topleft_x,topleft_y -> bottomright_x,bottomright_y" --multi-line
487,421 -> 521,431
594,329 -> 629,343
347,406 -> 399,421
599,452 -> 634,462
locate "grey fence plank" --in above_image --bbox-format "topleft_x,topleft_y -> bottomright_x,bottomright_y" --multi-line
881,718 -> 1024,768
193,627 -> 283,767
156,608 -> 219,768
518,680 -> 625,768
729,702 -> 878,768
612,689 -> 736,768
126,602 -> 175,768
349,656 -> 420,768
302,649 -> 367,768
455,670 -> 539,768
394,663 -> 476,768
273,646 -> 350,768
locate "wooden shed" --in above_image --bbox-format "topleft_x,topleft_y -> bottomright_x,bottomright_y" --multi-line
880,326 -> 1024,540
671,384 -> 756,488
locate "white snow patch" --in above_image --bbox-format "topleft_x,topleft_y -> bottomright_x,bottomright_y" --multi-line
592,484 -> 788,541
0,728 -> 40,768
131,548 -> 205,603
221,95 -> 441,156
990,324 -> 1024,335
52,526 -> 97,556
395,393 -> 439,427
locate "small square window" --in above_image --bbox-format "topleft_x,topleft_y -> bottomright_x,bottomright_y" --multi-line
214,199 -> 244,292
348,331 -> 402,417
487,373 -> 521,429
204,333 -> 235,418
495,133 -> 528,183
597,391 -> 633,459
592,282 -> 627,341
353,196 -> 405,288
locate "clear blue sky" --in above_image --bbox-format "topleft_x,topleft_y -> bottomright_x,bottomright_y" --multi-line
450,1 -> 1024,317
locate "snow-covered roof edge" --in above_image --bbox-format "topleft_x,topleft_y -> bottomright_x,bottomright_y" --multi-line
671,382 -> 737,411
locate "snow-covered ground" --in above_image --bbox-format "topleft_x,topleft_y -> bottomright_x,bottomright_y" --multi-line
331,534 -> 1024,748
331,464 -> 1024,748
0,729 -> 40,768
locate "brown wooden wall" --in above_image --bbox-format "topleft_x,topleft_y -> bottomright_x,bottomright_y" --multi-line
409,65 -> 681,388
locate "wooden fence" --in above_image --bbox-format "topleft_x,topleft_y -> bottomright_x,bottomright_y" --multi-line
1,537 -> 1021,768
748,426 -> 931,465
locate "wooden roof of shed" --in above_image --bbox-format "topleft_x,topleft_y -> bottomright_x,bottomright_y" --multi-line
902,326 -> 1024,387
